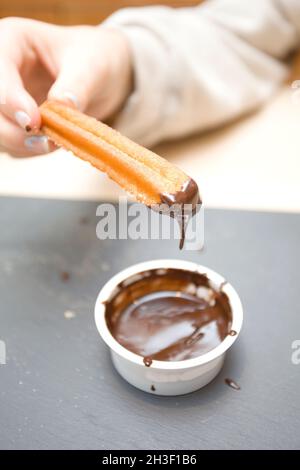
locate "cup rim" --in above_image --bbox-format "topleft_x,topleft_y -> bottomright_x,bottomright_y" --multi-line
94,259 -> 243,370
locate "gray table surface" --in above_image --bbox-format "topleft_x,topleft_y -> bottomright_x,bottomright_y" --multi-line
0,196 -> 299,450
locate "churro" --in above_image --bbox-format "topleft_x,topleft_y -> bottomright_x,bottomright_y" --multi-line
40,101 -> 199,203
40,100 -> 201,248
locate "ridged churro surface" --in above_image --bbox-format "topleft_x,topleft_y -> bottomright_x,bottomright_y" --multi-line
40,100 -> 191,206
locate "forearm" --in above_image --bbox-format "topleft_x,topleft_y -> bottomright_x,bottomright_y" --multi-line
105,0 -> 300,146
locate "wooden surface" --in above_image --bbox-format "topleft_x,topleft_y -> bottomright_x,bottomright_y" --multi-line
0,0 -> 200,25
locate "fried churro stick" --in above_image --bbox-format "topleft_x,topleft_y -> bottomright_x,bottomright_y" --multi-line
40,100 -> 200,208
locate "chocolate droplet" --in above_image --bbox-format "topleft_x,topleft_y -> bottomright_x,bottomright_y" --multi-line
143,357 -> 152,367
79,216 -> 89,225
60,271 -> 70,282
225,378 -> 240,390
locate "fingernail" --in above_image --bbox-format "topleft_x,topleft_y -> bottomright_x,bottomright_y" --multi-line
24,135 -> 49,153
63,91 -> 80,109
15,110 -> 31,131
57,91 -> 80,109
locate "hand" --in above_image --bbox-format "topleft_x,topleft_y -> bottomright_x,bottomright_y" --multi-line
0,17 -> 133,157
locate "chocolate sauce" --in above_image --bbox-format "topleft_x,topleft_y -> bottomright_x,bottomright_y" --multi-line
106,268 -> 232,363
179,214 -> 186,250
225,378 -> 240,390
160,179 -> 201,250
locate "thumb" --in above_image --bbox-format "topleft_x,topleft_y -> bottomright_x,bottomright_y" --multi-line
47,47 -> 103,112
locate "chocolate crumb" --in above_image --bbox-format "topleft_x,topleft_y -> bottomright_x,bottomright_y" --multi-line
79,216 -> 89,225
151,385 -> 156,391
60,271 -> 70,282
25,125 -> 32,132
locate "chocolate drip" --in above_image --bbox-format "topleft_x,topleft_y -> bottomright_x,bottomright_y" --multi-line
160,179 -> 201,250
105,268 -> 232,363
179,208 -> 186,250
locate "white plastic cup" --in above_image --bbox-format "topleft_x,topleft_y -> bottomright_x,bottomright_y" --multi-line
95,259 -> 243,396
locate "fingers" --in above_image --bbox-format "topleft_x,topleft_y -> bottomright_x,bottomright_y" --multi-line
0,18 -> 56,155
47,61 -> 93,112
0,60 -> 41,132
47,28 -> 107,112
0,59 -> 52,156
0,112 -> 55,157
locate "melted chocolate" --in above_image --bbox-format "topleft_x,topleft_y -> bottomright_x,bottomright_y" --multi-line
161,179 -> 200,207
106,269 -> 232,363
160,179 -> 201,250
225,378 -> 240,390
